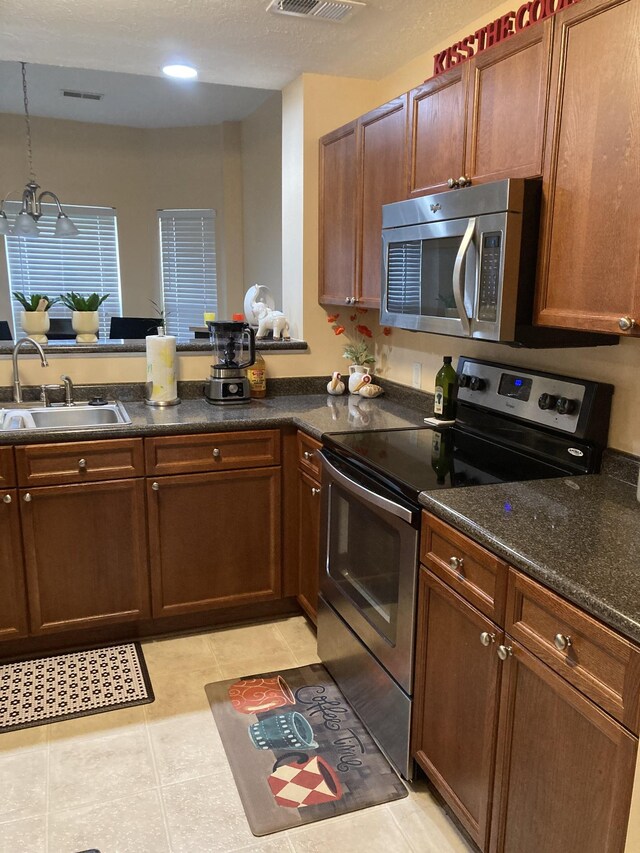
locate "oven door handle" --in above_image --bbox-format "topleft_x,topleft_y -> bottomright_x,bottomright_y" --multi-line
319,451 -> 415,524
452,216 -> 476,336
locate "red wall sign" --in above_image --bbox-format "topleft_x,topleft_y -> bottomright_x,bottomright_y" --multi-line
431,0 -> 583,78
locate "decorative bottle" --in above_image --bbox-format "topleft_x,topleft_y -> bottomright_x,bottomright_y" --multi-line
248,351 -> 267,398
434,356 -> 458,420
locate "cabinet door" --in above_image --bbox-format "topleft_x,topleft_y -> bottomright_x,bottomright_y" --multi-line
413,569 -> 503,850
465,20 -> 552,183
0,489 -> 29,641
490,640 -> 637,853
319,121 -> 359,306
535,0 -> 640,336
358,96 -> 408,307
147,468 -> 281,617
20,479 -> 150,634
296,469 -> 321,624
408,65 -> 468,197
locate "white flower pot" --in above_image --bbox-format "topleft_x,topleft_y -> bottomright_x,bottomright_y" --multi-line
20,310 -> 50,344
72,310 -> 100,344
348,364 -> 372,394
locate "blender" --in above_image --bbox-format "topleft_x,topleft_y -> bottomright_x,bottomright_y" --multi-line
205,321 -> 256,404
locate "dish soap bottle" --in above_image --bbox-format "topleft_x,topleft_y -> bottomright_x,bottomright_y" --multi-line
248,351 -> 267,398
434,356 -> 457,420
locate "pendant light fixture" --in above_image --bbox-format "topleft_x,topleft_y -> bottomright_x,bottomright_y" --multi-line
0,62 -> 79,239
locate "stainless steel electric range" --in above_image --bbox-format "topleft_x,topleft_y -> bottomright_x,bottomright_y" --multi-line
316,357 -> 613,780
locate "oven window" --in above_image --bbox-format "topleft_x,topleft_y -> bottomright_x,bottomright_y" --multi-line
327,486 -> 401,642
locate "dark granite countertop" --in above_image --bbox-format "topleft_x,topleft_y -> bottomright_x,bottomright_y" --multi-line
0,338 -> 308,355
419,474 -> 640,644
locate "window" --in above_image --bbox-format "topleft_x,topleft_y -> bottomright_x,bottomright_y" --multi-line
4,203 -> 122,340
158,209 -> 217,338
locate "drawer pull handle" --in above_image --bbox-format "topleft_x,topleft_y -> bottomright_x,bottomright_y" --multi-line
78,458 -> 87,470
311,487 -> 321,497
554,633 -> 572,652
449,556 -> 464,572
151,482 -> 160,491
480,631 -> 496,647
2,494 -> 11,504
212,448 -> 221,458
497,645 -> 513,661
23,492 -> 32,503
303,451 -> 313,461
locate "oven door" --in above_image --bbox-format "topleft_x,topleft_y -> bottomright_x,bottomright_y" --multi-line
381,211 -> 516,341
318,450 -> 420,694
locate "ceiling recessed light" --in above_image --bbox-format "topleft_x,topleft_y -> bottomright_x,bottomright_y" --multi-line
162,64 -> 198,80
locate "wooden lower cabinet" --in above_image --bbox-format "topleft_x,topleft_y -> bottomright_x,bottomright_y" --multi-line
296,469 -> 321,624
147,467 -> 281,617
490,641 -> 637,853
413,569 -> 503,850
0,489 -> 29,640
20,479 -> 150,634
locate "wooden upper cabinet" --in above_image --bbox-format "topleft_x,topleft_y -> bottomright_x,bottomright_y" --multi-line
319,121 -> 359,306
466,20 -> 553,183
408,65 -> 468,196
536,0 -> 640,336
358,96 -> 408,306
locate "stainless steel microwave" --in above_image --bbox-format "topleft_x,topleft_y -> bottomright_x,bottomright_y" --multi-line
380,178 -> 612,348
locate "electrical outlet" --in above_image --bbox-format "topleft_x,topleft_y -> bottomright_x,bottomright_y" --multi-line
412,362 -> 422,389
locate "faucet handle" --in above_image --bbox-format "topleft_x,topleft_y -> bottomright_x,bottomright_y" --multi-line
40,384 -> 62,407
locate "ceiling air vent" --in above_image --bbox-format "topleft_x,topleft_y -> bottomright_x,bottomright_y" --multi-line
266,0 -> 366,23
62,90 -> 104,101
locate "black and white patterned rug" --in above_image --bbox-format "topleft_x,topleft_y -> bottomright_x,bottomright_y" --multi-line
0,642 -> 154,733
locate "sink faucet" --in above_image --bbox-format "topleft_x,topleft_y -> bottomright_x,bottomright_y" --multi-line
60,374 -> 75,406
12,337 -> 49,403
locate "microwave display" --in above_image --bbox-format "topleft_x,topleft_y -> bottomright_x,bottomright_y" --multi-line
477,232 -> 502,322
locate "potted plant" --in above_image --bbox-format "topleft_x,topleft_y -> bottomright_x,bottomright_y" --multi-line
13,292 -> 59,343
60,292 -> 109,343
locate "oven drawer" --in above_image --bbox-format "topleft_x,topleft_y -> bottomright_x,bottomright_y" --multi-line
506,569 -> 640,733
421,512 -> 508,624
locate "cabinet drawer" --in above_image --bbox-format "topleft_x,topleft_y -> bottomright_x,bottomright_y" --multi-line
0,446 -> 16,488
15,439 -> 144,486
421,513 -> 508,624
145,429 -> 280,475
297,431 -> 322,480
506,569 -> 640,733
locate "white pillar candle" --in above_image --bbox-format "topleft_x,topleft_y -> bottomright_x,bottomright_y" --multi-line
145,333 -> 179,404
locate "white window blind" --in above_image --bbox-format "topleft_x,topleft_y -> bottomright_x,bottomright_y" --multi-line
386,241 -> 422,314
4,203 -> 122,340
158,209 -> 217,338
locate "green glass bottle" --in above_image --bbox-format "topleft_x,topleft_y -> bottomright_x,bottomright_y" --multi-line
433,356 -> 458,420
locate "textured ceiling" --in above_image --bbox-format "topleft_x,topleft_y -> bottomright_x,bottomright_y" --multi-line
0,0 -> 501,91
0,61 -> 276,127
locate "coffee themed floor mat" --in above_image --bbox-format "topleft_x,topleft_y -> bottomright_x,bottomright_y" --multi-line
205,663 -> 407,836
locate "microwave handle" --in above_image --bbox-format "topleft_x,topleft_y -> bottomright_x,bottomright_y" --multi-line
452,217 -> 476,336
319,451 -> 415,524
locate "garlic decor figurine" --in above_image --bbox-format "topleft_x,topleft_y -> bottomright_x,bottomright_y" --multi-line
359,383 -> 384,398
327,371 -> 345,395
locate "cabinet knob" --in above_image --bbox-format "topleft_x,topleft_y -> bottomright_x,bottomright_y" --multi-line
618,316 -> 636,331
2,494 -> 11,504
497,644 -> 513,661
447,177 -> 459,189
449,556 -> 464,572
23,492 -> 32,502
480,631 -> 496,646
345,297 -> 351,305
212,448 -> 221,458
311,487 -> 321,497
78,458 -> 87,470
554,633 -> 572,652
458,175 -> 472,188
151,482 -> 160,491
303,450 -> 313,461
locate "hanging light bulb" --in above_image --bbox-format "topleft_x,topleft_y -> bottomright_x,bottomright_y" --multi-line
0,63 -> 79,238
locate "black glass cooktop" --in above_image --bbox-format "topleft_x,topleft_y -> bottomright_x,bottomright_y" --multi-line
323,426 -> 583,502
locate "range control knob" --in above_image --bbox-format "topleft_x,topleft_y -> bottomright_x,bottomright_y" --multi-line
538,393 -> 558,411
556,397 -> 577,416
469,376 -> 486,391
458,373 -> 470,388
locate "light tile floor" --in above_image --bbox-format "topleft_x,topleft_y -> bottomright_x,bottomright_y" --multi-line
0,616 -> 475,853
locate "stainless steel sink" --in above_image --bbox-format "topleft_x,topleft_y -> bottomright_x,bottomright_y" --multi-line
0,401 -> 131,431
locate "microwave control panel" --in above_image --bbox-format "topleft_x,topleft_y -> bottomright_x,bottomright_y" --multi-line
477,232 -> 502,322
